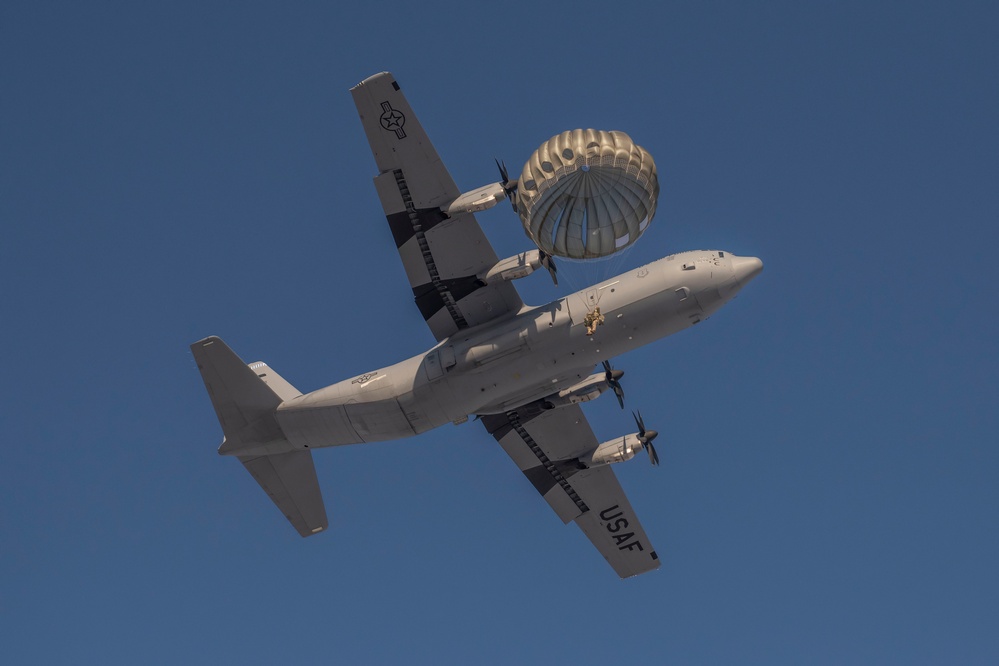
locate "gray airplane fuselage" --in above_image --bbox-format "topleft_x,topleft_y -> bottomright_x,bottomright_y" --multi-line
224,249 -> 761,458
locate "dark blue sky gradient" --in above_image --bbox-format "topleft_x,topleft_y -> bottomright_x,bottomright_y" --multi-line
3,2 -> 997,663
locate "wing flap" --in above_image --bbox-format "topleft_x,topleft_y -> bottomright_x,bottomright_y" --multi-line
351,72 -> 524,340
482,405 -> 661,578
484,407 -> 593,524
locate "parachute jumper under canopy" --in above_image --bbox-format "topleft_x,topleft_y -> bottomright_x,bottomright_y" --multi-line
516,129 -> 659,260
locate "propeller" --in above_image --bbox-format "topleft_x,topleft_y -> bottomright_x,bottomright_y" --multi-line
602,360 -> 625,409
495,159 -> 519,211
539,248 -> 558,286
495,159 -> 557,287
632,410 -> 660,466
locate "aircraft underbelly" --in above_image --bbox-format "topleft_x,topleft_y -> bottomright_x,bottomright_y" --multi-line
275,258 -> 718,447
276,402 -> 363,448
344,400 -> 415,441
277,397 -> 425,445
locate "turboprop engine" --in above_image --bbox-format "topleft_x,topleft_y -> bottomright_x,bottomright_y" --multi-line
539,361 -> 625,410
476,250 -> 544,285
442,160 -> 519,218
585,412 -> 661,467
442,182 -> 507,217
588,434 -> 645,466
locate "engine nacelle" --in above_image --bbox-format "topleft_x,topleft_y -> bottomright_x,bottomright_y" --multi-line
476,250 -> 542,285
539,372 -> 609,409
443,182 -> 507,216
588,434 -> 643,467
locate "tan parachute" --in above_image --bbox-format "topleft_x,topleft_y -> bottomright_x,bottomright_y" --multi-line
516,129 -> 659,260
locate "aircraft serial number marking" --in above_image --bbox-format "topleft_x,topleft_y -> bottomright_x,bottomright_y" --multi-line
599,505 -> 645,552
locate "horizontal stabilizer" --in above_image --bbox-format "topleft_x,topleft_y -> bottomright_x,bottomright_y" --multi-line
240,450 -> 329,537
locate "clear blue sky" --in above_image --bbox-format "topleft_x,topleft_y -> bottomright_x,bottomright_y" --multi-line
3,1 -> 997,663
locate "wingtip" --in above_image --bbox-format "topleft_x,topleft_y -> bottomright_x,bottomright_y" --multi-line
351,71 -> 394,91
191,335 -> 221,350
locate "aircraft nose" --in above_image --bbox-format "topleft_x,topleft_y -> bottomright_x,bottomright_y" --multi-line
714,254 -> 763,302
731,256 -> 763,286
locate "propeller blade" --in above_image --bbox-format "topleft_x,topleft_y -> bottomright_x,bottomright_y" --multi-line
633,410 -> 646,434
539,249 -> 558,286
646,440 -> 660,466
609,380 -> 624,409
632,411 -> 660,466
614,385 -> 625,409
603,361 -> 625,409
495,159 -> 518,198
495,158 -> 520,214
495,158 -> 509,185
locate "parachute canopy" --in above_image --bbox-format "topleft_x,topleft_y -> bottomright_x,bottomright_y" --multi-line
516,129 -> 659,260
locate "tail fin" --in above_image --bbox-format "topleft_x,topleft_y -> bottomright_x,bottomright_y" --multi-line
191,336 -> 293,452
191,336 -> 328,537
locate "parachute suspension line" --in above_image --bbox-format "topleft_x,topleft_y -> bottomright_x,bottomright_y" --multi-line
514,129 -> 659,301
580,171 -> 592,257
604,243 -> 635,285
550,195 -> 571,257
551,201 -> 565,254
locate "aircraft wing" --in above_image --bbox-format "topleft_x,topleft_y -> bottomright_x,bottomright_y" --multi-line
350,72 -> 524,341
481,405 -> 661,578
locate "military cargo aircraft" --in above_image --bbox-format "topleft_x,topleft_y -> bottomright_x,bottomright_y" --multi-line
191,72 -> 762,578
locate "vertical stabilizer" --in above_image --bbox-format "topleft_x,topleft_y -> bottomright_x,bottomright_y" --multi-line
191,336 -> 290,452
